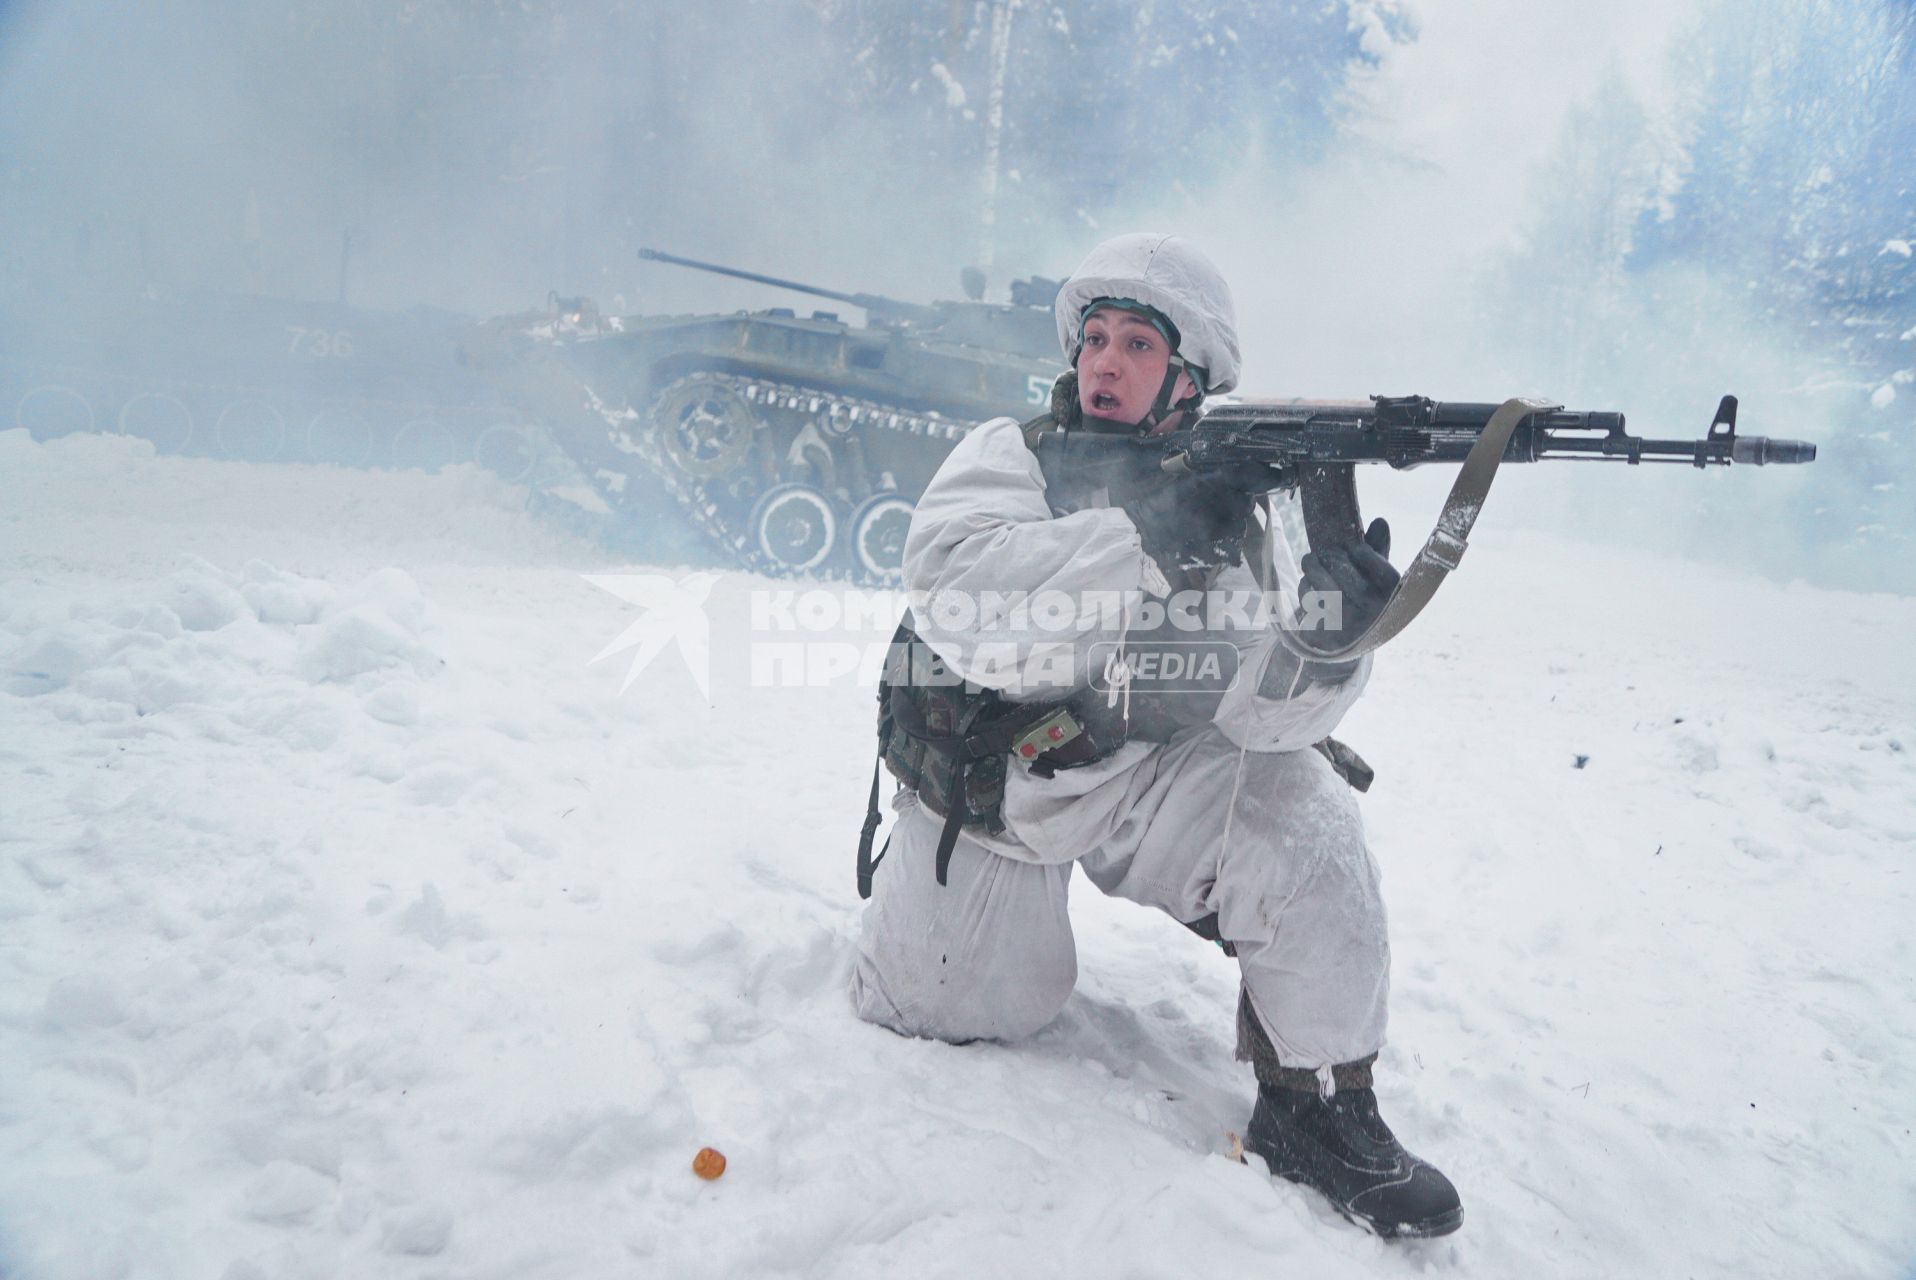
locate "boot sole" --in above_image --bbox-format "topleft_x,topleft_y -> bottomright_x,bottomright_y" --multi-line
1365,1202 -> 1463,1239
1267,1166 -> 1465,1239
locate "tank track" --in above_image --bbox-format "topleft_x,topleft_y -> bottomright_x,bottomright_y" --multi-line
589,369 -> 971,582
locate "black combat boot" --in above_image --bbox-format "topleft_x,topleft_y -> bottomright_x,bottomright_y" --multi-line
1245,1082 -> 1463,1238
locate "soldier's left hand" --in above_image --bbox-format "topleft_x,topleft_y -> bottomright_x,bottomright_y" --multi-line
1298,517 -> 1399,652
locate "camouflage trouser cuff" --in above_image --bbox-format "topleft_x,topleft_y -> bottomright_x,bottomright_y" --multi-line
1234,987 -> 1377,1093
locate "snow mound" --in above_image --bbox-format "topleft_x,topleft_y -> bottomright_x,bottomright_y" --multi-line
1,435 -> 1911,1278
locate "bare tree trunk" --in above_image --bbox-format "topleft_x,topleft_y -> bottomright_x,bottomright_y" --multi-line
978,0 -> 1017,289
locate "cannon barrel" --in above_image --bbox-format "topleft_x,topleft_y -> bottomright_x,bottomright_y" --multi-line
638,247 -> 939,325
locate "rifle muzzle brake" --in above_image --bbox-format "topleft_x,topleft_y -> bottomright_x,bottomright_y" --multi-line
1732,437 -> 1818,465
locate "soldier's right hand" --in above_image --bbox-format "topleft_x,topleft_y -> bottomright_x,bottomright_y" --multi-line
1119,462 -> 1271,577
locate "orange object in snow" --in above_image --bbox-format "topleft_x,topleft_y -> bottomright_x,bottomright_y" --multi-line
693,1147 -> 727,1180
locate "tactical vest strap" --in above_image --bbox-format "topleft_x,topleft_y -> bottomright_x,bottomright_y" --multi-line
1020,412 -> 1060,453
933,778 -> 966,888
855,752 -> 890,900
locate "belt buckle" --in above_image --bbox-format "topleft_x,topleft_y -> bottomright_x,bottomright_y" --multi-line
1422,527 -> 1468,572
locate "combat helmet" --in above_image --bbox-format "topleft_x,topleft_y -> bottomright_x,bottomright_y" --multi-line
1055,233 -> 1242,431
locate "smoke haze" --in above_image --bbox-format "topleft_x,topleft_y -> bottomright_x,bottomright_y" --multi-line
0,0 -> 1906,590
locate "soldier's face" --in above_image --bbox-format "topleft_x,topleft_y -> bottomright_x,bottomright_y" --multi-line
1076,310 -> 1194,432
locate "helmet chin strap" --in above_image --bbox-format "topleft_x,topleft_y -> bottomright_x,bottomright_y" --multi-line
1133,355 -> 1205,435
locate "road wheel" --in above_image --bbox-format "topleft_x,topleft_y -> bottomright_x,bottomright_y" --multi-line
849,493 -> 914,585
16,385 -> 94,439
117,392 -> 194,452
749,482 -> 838,575
653,376 -> 756,479
214,399 -> 287,461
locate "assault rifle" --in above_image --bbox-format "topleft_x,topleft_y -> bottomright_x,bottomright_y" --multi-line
1034,394 -> 1816,661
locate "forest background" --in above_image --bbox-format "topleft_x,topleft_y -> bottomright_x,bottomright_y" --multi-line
0,0 -> 1909,591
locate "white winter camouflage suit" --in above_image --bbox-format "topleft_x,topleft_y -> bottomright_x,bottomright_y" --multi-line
849,411 -> 1393,1077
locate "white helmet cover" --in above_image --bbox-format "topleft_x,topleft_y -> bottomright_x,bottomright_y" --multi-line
1054,232 -> 1242,395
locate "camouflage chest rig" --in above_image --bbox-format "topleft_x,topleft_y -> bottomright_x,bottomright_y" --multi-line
854,372 -> 1132,899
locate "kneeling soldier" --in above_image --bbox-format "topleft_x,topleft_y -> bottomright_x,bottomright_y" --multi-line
850,232 -> 1460,1238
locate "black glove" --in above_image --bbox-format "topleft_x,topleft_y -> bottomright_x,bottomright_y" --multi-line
1294,516 -> 1399,665
1118,461 -> 1270,577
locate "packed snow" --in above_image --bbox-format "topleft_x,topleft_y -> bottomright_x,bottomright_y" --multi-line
1,430 -> 1911,1278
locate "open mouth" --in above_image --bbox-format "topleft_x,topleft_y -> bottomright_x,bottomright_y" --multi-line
1089,390 -> 1122,414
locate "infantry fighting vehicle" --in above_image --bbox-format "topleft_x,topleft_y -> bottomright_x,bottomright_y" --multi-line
2,289 -> 550,479
479,249 -> 1066,581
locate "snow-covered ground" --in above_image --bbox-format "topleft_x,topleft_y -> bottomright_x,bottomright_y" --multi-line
2,429 -> 1911,1278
